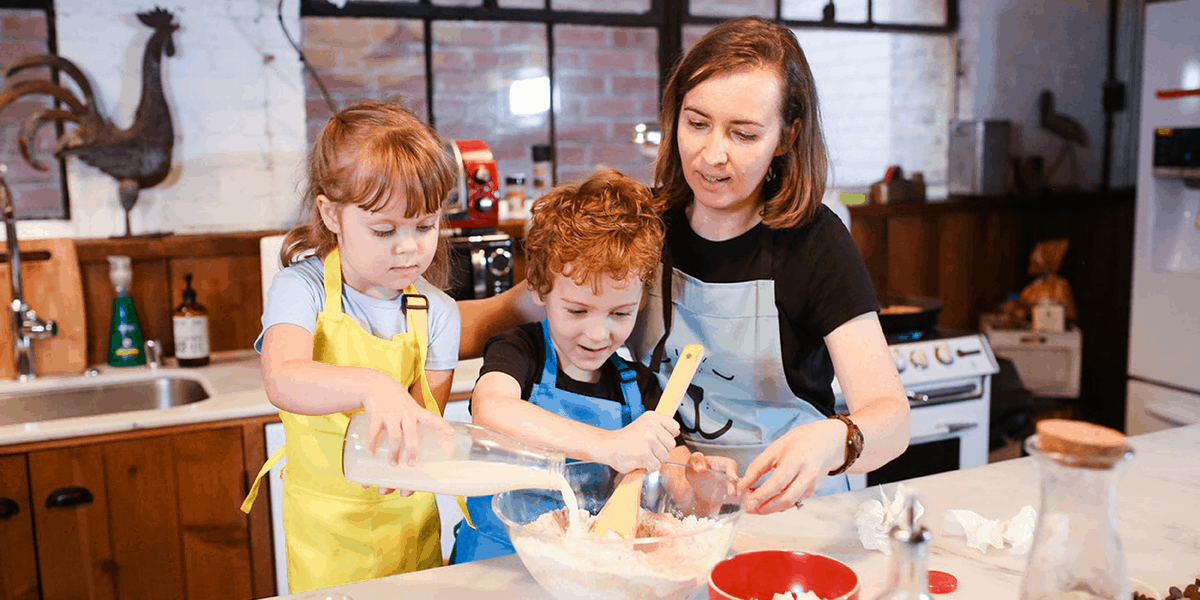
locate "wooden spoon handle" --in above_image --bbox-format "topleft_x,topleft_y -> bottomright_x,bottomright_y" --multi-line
654,344 -> 703,416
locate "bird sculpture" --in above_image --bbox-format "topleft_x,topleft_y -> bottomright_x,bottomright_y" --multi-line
0,7 -> 179,237
1038,89 -> 1089,188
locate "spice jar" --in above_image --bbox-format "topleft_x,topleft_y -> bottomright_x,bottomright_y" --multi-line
872,491 -> 933,600
1018,419 -> 1133,600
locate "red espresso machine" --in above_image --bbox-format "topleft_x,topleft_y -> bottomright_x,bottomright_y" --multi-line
442,139 -> 514,299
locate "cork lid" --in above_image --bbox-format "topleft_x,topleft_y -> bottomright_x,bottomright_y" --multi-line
1036,419 -> 1128,458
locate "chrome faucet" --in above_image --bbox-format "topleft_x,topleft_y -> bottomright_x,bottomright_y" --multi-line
1,178 -> 57,380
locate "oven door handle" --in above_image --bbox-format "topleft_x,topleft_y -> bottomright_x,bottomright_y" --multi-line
909,422 -> 978,446
906,383 -> 980,405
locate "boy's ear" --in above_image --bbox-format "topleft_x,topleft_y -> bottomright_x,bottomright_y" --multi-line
530,288 -> 546,307
317,195 -> 342,235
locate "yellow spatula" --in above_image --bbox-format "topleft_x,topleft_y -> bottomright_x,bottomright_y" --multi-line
591,344 -> 705,538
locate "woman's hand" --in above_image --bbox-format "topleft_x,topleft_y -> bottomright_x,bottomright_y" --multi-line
596,412 -> 680,473
661,447 -> 741,515
738,418 -> 847,514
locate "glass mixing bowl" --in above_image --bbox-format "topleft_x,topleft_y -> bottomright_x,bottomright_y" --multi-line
494,461 -> 747,600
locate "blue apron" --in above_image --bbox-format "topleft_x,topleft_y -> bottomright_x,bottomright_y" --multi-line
626,223 -> 850,495
450,321 -> 646,563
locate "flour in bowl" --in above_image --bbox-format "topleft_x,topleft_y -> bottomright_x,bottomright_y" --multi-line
511,507 -> 737,600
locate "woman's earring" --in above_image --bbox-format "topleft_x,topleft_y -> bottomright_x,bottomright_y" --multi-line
765,165 -> 777,182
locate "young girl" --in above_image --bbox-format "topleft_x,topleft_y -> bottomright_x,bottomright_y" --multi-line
451,168 -> 735,563
240,100 -> 460,592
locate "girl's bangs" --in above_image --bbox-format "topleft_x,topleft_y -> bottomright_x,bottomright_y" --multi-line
344,144 -> 452,217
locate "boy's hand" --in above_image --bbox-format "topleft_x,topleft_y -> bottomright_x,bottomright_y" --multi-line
600,412 -> 679,473
361,384 -> 454,468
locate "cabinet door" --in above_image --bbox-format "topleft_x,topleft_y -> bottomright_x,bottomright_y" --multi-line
28,445 -> 117,600
169,428 -> 254,600
0,455 -> 39,600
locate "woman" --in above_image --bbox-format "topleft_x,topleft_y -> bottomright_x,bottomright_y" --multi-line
460,17 -> 909,515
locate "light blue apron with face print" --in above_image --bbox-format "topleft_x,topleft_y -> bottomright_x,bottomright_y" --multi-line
627,226 -> 849,496
450,321 -> 646,563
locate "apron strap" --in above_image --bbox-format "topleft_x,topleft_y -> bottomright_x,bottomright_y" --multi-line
321,249 -> 343,316
537,319 -> 558,385
404,290 -> 476,529
649,245 -> 674,374
610,355 -> 646,421
240,443 -> 287,513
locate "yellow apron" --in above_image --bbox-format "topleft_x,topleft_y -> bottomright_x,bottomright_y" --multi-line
241,249 -> 444,593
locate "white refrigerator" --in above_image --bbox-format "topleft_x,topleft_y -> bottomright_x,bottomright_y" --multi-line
1126,0 -> 1200,434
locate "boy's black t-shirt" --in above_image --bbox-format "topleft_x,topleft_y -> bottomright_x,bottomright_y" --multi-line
663,203 -> 880,415
474,322 -> 663,413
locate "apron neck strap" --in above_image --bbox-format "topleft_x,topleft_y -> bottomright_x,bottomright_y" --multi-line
610,354 -> 644,415
322,249 -> 344,315
538,319 -> 558,384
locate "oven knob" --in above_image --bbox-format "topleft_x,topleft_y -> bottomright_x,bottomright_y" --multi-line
909,349 -> 928,370
474,195 -> 493,213
891,349 -> 906,373
472,167 -> 492,185
935,343 -> 953,365
488,247 -> 512,277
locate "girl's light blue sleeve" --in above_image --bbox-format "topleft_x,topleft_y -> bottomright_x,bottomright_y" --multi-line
254,265 -> 323,352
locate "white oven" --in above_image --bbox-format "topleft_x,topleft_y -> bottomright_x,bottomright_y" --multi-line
834,330 -> 999,490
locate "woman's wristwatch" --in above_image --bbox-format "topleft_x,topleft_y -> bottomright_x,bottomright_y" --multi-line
828,414 -> 863,475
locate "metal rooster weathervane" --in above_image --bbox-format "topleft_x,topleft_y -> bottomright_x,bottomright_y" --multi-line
0,7 -> 179,237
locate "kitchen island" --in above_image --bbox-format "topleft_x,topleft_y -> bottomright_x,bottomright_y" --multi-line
263,423 -> 1200,600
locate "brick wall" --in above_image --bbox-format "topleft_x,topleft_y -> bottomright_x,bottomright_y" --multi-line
302,17 -> 657,189
0,9 -> 65,219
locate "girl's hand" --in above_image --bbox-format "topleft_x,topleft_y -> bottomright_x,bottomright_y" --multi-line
361,384 -> 454,469
738,418 -> 846,514
598,412 -> 680,473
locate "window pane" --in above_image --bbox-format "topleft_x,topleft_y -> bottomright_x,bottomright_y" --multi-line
690,0 -> 773,18
433,0 -> 482,6
302,17 -> 428,144
552,25 -> 657,186
782,0 -> 869,23
0,8 -> 66,219
793,28 -> 954,192
432,21 -> 550,187
876,0 -> 948,26
500,0 -> 545,8
552,0 -> 651,13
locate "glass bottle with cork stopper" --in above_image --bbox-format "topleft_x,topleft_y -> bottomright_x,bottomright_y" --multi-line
173,273 -> 210,367
1019,419 -> 1133,600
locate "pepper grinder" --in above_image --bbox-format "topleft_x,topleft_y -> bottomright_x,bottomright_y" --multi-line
872,491 -> 932,600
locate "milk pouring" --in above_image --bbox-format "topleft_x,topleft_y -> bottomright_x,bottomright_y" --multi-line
343,413 -> 570,497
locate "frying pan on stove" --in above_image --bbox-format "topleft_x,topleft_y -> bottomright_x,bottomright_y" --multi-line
877,295 -> 943,336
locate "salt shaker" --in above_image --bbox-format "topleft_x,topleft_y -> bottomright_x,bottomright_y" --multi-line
872,490 -> 933,600
1019,419 -> 1133,600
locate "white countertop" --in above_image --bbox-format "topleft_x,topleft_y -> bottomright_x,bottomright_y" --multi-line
261,424 -> 1200,600
0,352 -> 484,448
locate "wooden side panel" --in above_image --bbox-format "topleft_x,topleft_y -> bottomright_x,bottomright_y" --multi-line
169,256 -> 264,353
102,436 -> 186,600
241,419 -> 278,599
935,213 -> 981,330
885,216 -> 939,298
28,445 -> 117,600
0,455 -> 38,600
170,428 -> 256,600
850,216 -> 888,297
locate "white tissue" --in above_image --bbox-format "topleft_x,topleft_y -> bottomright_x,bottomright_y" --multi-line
942,505 -> 1037,554
854,483 -> 925,554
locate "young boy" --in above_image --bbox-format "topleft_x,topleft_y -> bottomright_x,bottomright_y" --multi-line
450,168 -> 732,563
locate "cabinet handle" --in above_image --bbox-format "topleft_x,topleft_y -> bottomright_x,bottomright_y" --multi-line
45,486 -> 94,509
0,497 -> 18,519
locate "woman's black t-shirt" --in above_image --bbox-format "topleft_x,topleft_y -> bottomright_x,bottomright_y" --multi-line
663,203 -> 879,415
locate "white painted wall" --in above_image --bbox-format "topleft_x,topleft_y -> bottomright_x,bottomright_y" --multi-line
14,0 -> 306,240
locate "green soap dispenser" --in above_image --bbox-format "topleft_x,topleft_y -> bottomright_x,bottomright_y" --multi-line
107,255 -> 146,367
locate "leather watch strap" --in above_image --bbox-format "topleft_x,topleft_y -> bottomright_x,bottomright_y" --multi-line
828,413 -> 864,476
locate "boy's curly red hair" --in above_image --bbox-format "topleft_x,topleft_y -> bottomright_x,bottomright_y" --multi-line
523,168 -> 664,297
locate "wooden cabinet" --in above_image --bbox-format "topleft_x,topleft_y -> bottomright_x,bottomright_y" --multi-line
0,419 -> 277,600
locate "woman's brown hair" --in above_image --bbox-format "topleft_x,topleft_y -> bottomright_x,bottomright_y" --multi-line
280,100 -> 458,288
523,168 -> 663,297
655,17 -> 829,229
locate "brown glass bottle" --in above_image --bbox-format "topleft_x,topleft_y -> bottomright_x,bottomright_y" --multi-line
173,274 -> 210,367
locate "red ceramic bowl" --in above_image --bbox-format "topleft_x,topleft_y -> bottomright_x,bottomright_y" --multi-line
708,550 -> 860,600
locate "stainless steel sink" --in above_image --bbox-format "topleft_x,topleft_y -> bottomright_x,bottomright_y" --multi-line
0,372 -> 213,426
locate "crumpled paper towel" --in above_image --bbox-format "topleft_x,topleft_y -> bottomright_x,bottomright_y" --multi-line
942,505 -> 1037,554
854,483 -> 924,554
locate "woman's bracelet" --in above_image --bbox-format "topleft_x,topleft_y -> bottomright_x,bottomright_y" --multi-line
827,413 -> 863,475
